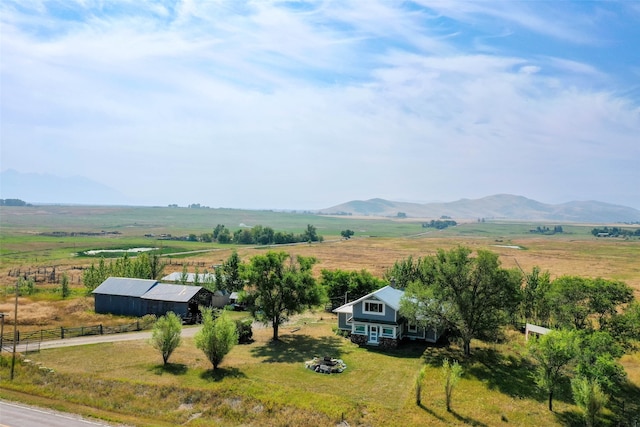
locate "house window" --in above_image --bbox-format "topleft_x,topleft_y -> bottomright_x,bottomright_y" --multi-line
408,324 -> 417,333
382,327 -> 394,337
346,316 -> 353,324
363,300 -> 385,315
354,325 -> 366,334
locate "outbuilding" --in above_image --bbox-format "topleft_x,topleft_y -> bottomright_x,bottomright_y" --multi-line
93,277 -> 159,317
93,277 -> 213,319
141,283 -> 213,318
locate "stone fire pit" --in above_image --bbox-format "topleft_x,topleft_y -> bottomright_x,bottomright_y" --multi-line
305,356 -> 347,374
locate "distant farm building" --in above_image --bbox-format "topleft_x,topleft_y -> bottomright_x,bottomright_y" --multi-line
93,277 -> 213,318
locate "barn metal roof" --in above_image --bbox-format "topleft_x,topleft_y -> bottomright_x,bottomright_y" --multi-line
141,283 -> 206,302
92,277 -> 159,297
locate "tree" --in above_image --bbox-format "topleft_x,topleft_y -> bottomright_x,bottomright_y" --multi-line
521,266 -> 552,325
179,265 -> 189,285
400,247 -> 522,355
528,329 -> 578,411
588,278 -> 634,328
321,268 -> 385,309
302,224 -> 322,242
221,251 -> 245,292
574,330 -> 626,395
441,358 -> 463,412
245,251 -> 323,341
548,276 -> 593,329
150,312 -> 182,365
60,273 -> 70,299
195,309 -> 238,370
571,377 -> 608,427
384,255 -> 429,290
340,229 -> 354,240
605,301 -> 640,351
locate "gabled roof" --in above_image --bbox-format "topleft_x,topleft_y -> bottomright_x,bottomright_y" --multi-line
141,283 -> 207,302
332,285 -> 404,313
92,277 -> 159,297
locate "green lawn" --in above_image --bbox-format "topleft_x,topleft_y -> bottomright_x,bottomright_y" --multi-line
3,316 -> 636,426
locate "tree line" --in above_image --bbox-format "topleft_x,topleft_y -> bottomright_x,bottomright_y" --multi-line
591,226 -> 640,237
193,224 -> 323,245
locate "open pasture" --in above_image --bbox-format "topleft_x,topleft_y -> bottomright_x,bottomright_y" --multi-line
5,316 -> 630,427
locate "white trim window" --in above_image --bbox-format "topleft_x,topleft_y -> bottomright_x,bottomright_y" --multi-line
408,324 -> 418,333
354,324 -> 366,335
363,300 -> 385,315
381,327 -> 395,338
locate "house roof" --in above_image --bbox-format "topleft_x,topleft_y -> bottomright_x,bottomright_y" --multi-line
332,285 -> 404,313
92,277 -> 159,297
141,283 -> 207,302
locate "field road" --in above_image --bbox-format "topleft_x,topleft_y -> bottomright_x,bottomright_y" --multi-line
12,325 -> 203,352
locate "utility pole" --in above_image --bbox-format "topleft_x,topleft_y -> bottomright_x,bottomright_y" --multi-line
10,281 -> 19,380
0,312 -> 5,351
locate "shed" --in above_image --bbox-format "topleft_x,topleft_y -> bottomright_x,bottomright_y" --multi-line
93,277 -> 159,317
141,283 -> 213,318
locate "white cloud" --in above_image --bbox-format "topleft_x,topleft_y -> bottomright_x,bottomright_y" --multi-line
1,0 -> 639,209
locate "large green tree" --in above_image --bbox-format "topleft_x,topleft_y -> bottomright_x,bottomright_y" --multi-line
195,309 -> 238,370
321,268 -> 385,309
528,329 -> 578,411
400,246 -> 521,355
150,312 -> 182,365
220,251 -> 245,292
245,251 -> 323,341
521,266 -> 552,325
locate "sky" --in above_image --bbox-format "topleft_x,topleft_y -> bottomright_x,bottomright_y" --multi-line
1,0 -> 639,210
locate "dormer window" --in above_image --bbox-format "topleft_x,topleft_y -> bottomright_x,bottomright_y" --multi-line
363,300 -> 385,315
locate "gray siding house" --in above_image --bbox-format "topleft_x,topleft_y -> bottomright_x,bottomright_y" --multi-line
333,285 -> 442,348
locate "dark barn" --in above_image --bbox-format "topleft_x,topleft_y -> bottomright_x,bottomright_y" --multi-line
141,283 -> 213,318
93,277 -> 159,317
93,277 -> 213,319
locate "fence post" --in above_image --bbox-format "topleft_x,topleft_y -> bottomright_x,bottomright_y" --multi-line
137,320 -> 140,331
100,324 -> 103,335
61,327 -> 64,339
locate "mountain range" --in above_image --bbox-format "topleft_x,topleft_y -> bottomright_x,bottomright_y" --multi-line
2,170 -> 639,223
320,195 -> 640,223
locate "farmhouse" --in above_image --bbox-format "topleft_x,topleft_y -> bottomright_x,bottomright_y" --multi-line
333,285 -> 442,348
93,277 -> 213,319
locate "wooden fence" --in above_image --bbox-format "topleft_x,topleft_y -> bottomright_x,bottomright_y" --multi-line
0,319 -> 152,350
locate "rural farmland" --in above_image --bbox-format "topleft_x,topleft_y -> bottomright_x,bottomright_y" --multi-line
1,205 -> 639,426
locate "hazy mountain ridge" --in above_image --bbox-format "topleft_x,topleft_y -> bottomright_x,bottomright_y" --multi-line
320,194 -> 640,223
0,169 -> 129,205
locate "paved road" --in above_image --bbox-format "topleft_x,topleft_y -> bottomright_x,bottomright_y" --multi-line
0,400 -> 119,427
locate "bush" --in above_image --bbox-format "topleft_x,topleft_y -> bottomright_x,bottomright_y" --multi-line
236,318 -> 253,344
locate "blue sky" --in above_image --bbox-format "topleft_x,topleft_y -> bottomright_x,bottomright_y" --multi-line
1,0 -> 639,209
